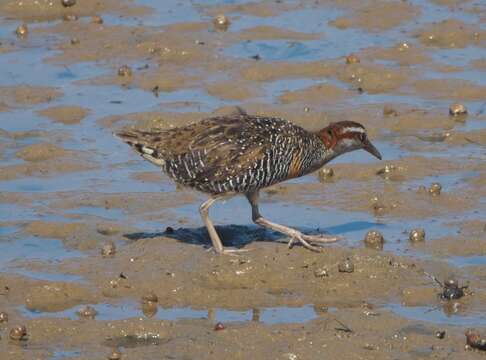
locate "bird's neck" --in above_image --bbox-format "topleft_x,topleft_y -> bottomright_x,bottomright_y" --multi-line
309,133 -> 359,172
304,134 -> 339,173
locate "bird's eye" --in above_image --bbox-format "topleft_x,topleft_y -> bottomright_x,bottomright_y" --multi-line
327,129 -> 333,137
359,133 -> 366,142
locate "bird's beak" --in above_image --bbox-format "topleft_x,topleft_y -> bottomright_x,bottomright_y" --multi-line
363,139 -> 382,160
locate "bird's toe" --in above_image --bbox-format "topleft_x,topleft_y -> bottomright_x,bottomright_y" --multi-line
287,235 -> 324,252
301,234 -> 342,243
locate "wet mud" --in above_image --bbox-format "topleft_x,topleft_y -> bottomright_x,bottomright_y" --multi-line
0,0 -> 485,359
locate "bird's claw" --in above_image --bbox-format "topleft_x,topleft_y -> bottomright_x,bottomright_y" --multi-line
301,234 -> 342,243
288,233 -> 342,252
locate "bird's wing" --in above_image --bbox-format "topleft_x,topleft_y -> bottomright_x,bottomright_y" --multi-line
116,116 -> 255,157
177,116 -> 275,183
116,115 -> 302,184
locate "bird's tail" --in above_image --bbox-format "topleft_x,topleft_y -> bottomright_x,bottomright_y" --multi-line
114,129 -> 166,166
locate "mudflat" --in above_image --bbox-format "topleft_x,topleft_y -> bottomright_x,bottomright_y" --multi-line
0,0 -> 485,359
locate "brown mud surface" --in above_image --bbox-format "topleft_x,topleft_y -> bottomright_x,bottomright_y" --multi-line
0,0 -> 485,359
38,105 -> 89,125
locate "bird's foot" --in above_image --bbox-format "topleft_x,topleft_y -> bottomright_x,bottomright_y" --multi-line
301,233 -> 342,243
287,233 -> 341,252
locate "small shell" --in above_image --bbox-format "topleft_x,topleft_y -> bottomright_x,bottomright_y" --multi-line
338,258 -> 354,273
61,0 -> 76,7
15,24 -> 28,38
70,37 -> 80,45
409,228 -> 425,242
141,292 -> 158,304
428,183 -> 442,196
449,103 -> 467,117
91,15 -> 104,24
376,164 -> 398,179
108,350 -> 122,360
444,278 -> 459,288
77,305 -> 98,319
364,230 -> 384,249
214,322 -> 225,331
213,15 -> 230,31
318,167 -> 334,182
97,224 -> 119,236
383,105 -> 398,117
63,14 -> 78,21
142,302 -> 158,318
363,343 -> 375,350
9,325 -> 27,341
101,241 -> 116,257
372,200 -> 386,216
398,42 -> 410,51
314,267 -> 329,278
436,330 -> 446,339
117,65 -> 132,77
0,311 -> 8,323
345,54 -> 360,64
465,329 -> 486,350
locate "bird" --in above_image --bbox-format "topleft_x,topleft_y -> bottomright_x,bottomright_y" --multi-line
116,108 -> 382,254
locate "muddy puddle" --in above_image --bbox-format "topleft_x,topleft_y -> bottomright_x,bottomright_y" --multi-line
22,302 -> 322,325
1,0 -> 485,358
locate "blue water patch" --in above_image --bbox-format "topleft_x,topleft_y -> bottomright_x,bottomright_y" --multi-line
50,350 -> 81,360
401,171 -> 480,193
64,206 -> 126,221
262,78 -> 322,99
448,255 -> 486,268
9,269 -> 84,283
388,303 -> 486,327
226,40 -> 324,62
425,69 -> 486,87
22,302 -> 320,324
260,305 -> 317,324
429,46 -> 486,69
408,0 -> 481,25
0,237 -> 83,269
0,204 -> 38,222
0,225 -> 19,236
0,166 -> 168,193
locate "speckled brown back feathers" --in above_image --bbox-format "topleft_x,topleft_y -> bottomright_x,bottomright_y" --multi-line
116,114 -> 334,194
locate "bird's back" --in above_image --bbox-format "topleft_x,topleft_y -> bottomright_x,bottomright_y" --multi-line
117,114 -> 325,194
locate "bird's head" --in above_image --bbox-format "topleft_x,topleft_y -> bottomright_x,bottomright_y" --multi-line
317,121 -> 382,160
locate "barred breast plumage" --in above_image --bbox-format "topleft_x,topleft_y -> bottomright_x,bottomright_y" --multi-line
116,114 -> 330,195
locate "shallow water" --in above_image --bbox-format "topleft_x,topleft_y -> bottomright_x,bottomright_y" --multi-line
22,302 -> 321,325
0,237 -> 83,269
50,350 -> 81,360
388,303 -> 486,327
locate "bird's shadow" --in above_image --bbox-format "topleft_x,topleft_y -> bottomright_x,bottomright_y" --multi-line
124,225 -> 281,249
123,221 -> 380,249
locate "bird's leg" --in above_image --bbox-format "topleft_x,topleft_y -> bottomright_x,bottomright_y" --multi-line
199,194 -> 249,255
246,191 -> 340,252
